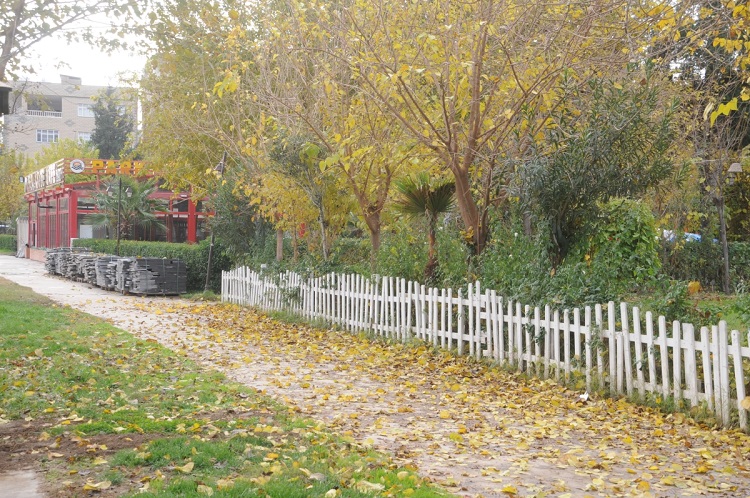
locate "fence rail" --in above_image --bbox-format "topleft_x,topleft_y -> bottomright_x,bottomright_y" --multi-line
222,267 -> 750,429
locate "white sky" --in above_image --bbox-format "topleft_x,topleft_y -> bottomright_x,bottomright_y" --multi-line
17,17 -> 148,88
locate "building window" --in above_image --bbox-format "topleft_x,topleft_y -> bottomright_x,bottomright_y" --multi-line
78,104 -> 95,117
36,129 -> 59,143
77,131 -> 92,143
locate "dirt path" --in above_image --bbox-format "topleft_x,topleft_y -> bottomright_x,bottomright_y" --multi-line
1,256 -> 749,498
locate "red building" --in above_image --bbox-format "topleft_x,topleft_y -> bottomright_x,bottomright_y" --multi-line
22,158 -> 210,261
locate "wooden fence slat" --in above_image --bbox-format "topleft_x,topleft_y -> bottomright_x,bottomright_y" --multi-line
633,307 -> 645,397
608,302 -> 618,395
731,330 -> 748,430
584,306 -> 592,391
684,324 -> 698,408
621,302 -> 633,396
719,322 -> 731,425
563,310 -> 571,380
700,326 -> 714,412
673,321 -> 683,404
544,305 -> 551,379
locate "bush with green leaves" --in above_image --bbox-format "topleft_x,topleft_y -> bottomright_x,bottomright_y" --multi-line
376,226 -> 428,284
0,234 -> 16,252
72,239 -> 230,292
658,239 -> 750,292
585,198 -> 661,284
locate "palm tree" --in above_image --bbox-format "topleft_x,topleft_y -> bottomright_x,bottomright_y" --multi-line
85,176 -> 167,242
394,172 -> 455,281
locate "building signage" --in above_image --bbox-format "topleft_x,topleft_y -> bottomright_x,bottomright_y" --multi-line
69,159 -> 86,173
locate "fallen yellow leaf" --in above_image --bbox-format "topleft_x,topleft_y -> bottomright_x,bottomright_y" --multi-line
501,484 -> 518,495
197,484 -> 214,496
174,461 -> 194,473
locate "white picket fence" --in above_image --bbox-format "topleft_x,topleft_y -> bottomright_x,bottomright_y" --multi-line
221,267 -> 750,430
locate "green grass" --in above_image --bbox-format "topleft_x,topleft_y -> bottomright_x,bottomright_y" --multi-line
0,277 -> 450,497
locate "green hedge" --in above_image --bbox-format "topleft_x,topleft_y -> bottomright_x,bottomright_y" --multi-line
71,239 -> 231,292
0,235 -> 16,252
660,240 -> 750,290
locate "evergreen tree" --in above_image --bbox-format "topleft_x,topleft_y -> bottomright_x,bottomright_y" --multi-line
90,87 -> 134,160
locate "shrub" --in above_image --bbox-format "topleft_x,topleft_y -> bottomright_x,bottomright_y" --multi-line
376,227 -> 428,284
479,221 -> 553,305
659,239 -> 750,292
0,234 -> 16,252
434,224 -> 471,289
586,198 -> 661,283
71,239 -> 231,292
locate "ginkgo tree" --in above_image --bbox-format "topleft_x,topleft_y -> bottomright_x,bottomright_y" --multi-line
334,0 -> 680,255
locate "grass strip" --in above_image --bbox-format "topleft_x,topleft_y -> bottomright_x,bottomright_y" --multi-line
0,277 -> 449,497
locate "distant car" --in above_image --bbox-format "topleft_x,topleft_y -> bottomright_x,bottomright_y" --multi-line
662,230 -> 702,242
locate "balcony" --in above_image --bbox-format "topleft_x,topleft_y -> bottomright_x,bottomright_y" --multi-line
26,110 -> 62,118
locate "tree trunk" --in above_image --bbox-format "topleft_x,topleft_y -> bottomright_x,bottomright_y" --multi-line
276,228 -> 284,262
425,220 -> 438,282
363,211 -> 381,272
717,197 -> 731,293
292,228 -> 299,262
452,166 -> 487,254
318,204 -> 328,261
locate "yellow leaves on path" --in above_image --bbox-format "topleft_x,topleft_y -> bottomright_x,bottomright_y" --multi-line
82,480 -> 111,491
144,301 -> 750,497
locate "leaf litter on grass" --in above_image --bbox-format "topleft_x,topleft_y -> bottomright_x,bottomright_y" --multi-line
0,279 -> 446,498
140,301 -> 750,498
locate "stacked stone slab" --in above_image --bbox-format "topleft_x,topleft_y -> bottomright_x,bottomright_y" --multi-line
95,256 -> 119,290
45,249 -> 187,296
127,258 -> 187,295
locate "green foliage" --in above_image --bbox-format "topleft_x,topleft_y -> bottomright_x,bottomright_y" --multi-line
90,87 -> 135,160
523,69 -> 676,262
31,138 -> 98,170
0,234 -> 16,252
72,239 -> 231,292
393,173 -> 456,222
585,198 -> 661,283
377,227 -> 428,284
0,151 -> 25,222
640,277 -> 696,325
434,224 -> 472,289
209,168 -> 273,265
84,176 -> 167,239
479,217 -> 620,308
659,239 -> 750,292
478,221 -> 553,304
726,172 -> 750,240
393,173 -> 455,282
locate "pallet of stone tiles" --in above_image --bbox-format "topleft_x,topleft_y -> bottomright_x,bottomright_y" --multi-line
127,258 -> 187,295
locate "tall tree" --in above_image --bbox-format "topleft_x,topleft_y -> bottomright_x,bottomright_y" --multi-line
0,151 -> 25,222
90,87 -> 134,160
328,0 -> 682,255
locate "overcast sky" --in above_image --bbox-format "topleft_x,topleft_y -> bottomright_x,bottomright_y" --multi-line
18,18 -> 148,88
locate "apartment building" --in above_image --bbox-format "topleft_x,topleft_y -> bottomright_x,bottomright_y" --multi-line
0,75 -> 135,155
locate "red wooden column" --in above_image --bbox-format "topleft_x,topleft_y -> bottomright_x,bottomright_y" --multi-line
68,189 -> 79,243
187,199 -> 197,243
